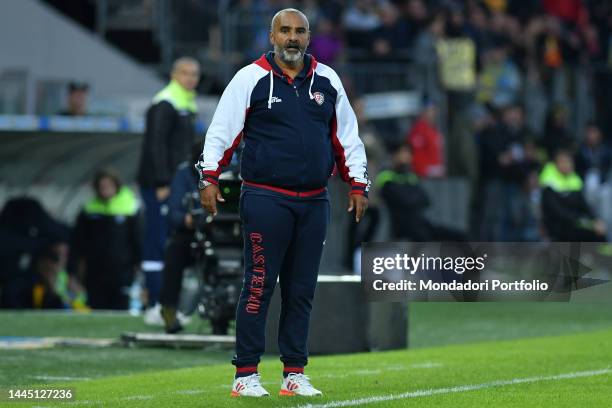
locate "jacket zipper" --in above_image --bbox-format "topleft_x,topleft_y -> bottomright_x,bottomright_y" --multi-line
291,79 -> 307,186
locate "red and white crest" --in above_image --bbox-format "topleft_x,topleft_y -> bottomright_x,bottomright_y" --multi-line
313,92 -> 324,105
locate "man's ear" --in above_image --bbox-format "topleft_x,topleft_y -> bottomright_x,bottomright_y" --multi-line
269,30 -> 274,46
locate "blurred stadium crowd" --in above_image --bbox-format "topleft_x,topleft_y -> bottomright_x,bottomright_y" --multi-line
2,0 -> 612,310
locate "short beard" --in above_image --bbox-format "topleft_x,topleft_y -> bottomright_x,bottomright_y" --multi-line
274,44 -> 304,65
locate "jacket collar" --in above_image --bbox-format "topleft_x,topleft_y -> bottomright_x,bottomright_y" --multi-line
152,80 -> 197,112
255,51 -> 317,79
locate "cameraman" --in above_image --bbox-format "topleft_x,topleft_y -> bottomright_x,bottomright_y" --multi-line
160,144 -> 205,333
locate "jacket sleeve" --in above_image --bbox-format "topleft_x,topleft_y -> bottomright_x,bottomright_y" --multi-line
147,101 -> 176,187
198,68 -> 253,185
330,74 -> 370,196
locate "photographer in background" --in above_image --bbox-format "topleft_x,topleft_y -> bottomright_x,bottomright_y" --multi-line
160,143 -> 205,333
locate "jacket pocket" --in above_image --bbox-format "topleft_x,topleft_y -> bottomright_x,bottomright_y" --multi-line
241,140 -> 258,180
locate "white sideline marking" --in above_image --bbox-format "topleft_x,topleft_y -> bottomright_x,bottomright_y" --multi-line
353,369 -> 382,375
409,362 -> 444,369
321,362 -> 443,379
122,395 -> 153,401
294,368 -> 612,408
175,389 -> 205,395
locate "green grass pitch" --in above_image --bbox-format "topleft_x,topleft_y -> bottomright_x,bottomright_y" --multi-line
0,303 -> 611,407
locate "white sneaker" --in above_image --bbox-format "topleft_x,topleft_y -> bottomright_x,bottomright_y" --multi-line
280,373 -> 322,396
143,304 -> 164,326
230,374 -> 270,397
176,311 -> 191,326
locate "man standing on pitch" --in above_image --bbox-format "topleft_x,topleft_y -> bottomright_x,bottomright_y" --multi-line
137,57 -> 199,322
198,8 -> 369,398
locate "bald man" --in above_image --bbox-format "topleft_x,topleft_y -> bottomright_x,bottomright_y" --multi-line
137,57 -> 200,327
197,9 -> 369,397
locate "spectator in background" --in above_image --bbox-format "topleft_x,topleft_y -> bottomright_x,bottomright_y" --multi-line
477,104 -> 540,240
26,243 -> 82,309
57,81 -> 89,116
575,122 -> 612,231
591,4 -> 612,137
436,4 -> 477,94
542,0 -> 588,27
502,168 -> 543,242
536,16 -> 566,71
413,11 -> 444,95
309,16 -> 343,66
476,39 -> 522,109
402,0 -> 429,43
136,57 -> 200,322
507,1 -> 544,24
436,3 -> 478,183
377,144 -> 465,242
540,149 -> 607,241
342,0 -> 381,51
70,168 -> 140,310
532,15 -> 587,104
405,97 -> 445,178
319,0 -> 345,26
542,104 -> 574,158
464,1 -> 490,56
370,3 -> 410,60
0,198 -> 82,309
496,104 -> 540,184
414,11 -> 444,63
342,0 -> 380,31
485,7 -> 522,47
574,122 -> 611,186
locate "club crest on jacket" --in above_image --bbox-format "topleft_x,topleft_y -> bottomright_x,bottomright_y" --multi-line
313,92 -> 324,105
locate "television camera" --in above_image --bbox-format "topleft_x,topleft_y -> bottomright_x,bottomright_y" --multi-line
184,174 -> 243,334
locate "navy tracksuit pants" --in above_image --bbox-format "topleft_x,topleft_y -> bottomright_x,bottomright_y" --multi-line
233,185 -> 330,369
140,187 -> 168,307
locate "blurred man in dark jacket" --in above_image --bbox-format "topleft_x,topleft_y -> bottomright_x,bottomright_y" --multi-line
160,144 -> 204,333
377,144 -> 465,241
574,122 -> 611,185
540,149 -> 607,241
477,104 -> 540,240
137,57 -> 200,317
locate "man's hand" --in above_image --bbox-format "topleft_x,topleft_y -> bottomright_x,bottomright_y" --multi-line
594,219 -> 607,236
156,186 -> 170,201
348,194 -> 368,223
199,184 -> 225,217
184,213 -> 194,229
